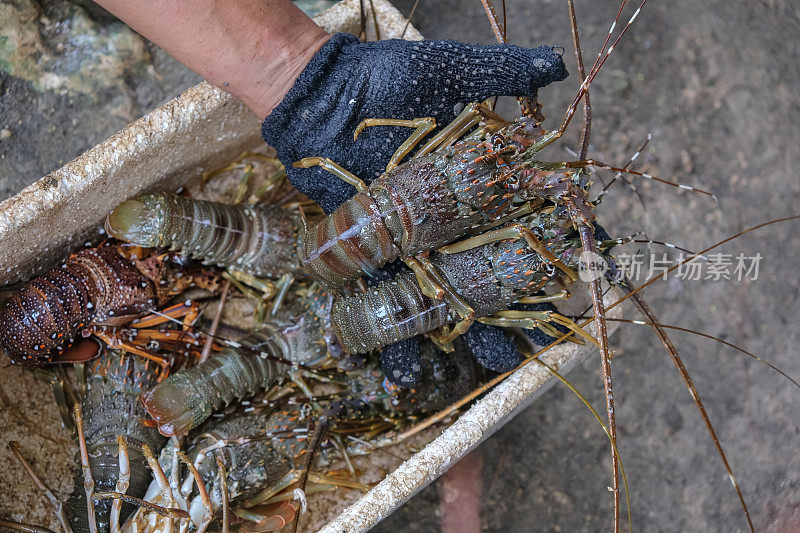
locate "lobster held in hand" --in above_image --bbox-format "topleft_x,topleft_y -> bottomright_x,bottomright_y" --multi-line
330,205 -> 594,357
104,107 -> 586,294
105,191 -> 589,375
295,107 -> 556,290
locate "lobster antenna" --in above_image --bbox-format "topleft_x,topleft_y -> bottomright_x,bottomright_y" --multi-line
594,219 -> 800,532
607,215 -> 800,313
595,132 -> 651,212
216,456 -> 230,533
534,0 -> 648,152
568,0 -> 592,160
610,273 -> 754,531
480,0 -> 506,45
599,133 -> 652,196
564,11 -> 624,522
605,318 -> 800,389
566,159 -> 718,200
574,223 -> 620,530
400,0 -> 420,40
584,0 -> 629,81
559,9 -> 625,522
525,355 -> 632,532
198,279 -> 231,364
145,308 -> 316,372
604,235 -> 701,257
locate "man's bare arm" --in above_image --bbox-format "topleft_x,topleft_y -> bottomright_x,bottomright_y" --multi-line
94,0 -> 331,118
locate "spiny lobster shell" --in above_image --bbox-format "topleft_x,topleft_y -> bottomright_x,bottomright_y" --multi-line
0,245 -> 161,365
65,350 -> 166,532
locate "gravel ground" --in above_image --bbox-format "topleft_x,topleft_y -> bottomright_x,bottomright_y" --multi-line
1,1 -> 799,531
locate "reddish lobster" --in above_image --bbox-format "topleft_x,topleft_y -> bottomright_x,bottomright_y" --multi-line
0,244 -> 167,365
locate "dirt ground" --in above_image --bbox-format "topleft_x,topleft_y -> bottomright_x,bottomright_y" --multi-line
378,1 -> 800,531
1,0 -> 799,531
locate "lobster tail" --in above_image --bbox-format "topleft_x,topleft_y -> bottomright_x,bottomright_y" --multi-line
301,189 -> 401,289
66,352 -> 165,531
332,270 -> 450,354
141,338 -> 285,437
106,194 -> 303,277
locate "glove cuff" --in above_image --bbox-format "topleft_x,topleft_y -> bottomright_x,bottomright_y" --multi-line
261,32 -> 360,152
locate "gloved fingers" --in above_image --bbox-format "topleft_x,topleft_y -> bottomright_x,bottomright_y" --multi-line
461,321 -> 524,373
380,337 -> 423,387
351,39 -> 568,110
263,34 -> 568,213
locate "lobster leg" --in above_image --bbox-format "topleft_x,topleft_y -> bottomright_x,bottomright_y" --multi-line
109,436 -> 130,533
177,451 -> 214,533
130,301 -> 200,329
402,256 -> 444,299
479,310 -> 595,348
44,368 -> 78,433
0,518 -> 55,533
91,334 -> 171,374
224,271 -> 272,328
235,501 -> 298,533
233,163 -> 256,204
242,470 -> 367,510
355,100 -> 504,165
141,443 -> 178,532
354,117 -> 437,171
271,273 -> 295,315
242,471 -> 300,507
405,256 -> 475,345
74,404 -> 98,533
387,242 -> 483,344
201,150 -> 273,188
225,270 -> 276,300
418,103 -> 484,155
292,157 -> 368,191
516,290 -> 570,304
421,100 -> 510,155
7,441 -> 73,533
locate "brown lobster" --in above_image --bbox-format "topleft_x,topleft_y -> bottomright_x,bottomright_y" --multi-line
0,244 -> 170,365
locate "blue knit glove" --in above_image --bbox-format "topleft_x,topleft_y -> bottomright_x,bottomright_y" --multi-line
261,33 -> 568,384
